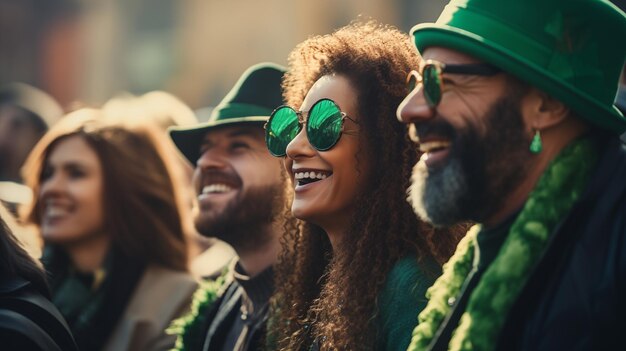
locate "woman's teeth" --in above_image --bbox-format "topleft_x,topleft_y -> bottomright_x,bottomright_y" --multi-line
294,171 -> 330,185
294,171 -> 328,180
45,205 -> 70,218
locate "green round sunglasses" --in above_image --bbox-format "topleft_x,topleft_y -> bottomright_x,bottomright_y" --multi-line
264,98 -> 358,157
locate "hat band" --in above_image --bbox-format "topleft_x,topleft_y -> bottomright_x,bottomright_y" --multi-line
211,102 -> 273,121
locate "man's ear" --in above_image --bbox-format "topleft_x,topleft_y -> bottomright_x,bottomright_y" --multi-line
521,88 -> 571,130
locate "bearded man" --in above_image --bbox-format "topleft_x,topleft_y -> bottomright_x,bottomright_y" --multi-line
168,62 -> 288,351
397,0 -> 626,349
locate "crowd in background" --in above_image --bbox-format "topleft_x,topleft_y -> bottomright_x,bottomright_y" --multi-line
1,0 -> 626,350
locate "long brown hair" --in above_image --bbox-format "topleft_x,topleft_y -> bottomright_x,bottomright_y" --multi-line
22,108 -> 188,271
271,20 -> 466,350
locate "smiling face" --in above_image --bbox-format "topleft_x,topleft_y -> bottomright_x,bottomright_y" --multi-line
397,47 -> 533,225
192,125 -> 284,250
284,74 -> 370,235
38,135 -> 106,245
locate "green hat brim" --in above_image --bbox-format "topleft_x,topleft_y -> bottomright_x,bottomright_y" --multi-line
411,24 -> 626,133
169,116 -> 267,165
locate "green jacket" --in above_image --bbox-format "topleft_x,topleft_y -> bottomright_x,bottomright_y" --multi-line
377,256 -> 440,351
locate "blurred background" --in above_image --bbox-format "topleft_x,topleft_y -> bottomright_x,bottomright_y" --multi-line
0,0 -> 447,113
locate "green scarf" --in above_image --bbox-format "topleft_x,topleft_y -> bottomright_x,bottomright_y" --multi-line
407,137 -> 597,351
167,269 -> 229,351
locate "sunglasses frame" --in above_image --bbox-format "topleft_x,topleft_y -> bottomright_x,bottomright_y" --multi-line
264,98 -> 358,157
406,59 -> 501,108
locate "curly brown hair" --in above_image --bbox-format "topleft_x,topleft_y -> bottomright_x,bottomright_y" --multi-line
271,20 -> 466,350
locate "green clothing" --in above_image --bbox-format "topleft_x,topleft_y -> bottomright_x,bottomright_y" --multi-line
430,213 -> 517,348
377,256 -> 439,351
52,268 -> 106,328
43,246 -> 146,351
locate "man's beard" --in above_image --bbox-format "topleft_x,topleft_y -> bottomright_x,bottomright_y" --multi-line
408,92 -> 531,226
194,182 -> 286,252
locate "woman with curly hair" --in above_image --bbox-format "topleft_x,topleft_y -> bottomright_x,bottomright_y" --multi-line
265,20 -> 466,350
21,109 -> 197,351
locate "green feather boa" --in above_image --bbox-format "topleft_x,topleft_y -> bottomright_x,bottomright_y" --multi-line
407,137 -> 597,351
167,269 -> 229,351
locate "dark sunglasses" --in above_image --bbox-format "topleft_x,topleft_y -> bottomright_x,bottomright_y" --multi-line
264,98 -> 357,157
406,59 -> 501,108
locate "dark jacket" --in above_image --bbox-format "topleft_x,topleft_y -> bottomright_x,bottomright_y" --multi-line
200,281 -> 268,351
0,275 -> 78,351
430,136 -> 626,351
497,137 -> 626,350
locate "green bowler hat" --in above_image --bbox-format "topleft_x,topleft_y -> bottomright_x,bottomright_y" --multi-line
169,62 -> 286,164
411,0 -> 626,133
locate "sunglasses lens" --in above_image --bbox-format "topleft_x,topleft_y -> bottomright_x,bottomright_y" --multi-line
423,64 -> 442,108
265,106 -> 301,156
307,99 -> 343,151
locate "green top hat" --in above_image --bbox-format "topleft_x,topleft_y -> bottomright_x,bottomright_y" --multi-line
411,0 -> 626,133
169,62 -> 286,164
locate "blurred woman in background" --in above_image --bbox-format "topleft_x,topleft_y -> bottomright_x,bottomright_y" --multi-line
21,109 -> 197,351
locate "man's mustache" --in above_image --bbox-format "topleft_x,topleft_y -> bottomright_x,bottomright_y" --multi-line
198,169 -> 242,188
413,115 -> 457,141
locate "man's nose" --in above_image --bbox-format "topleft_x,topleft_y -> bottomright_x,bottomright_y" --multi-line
196,149 -> 229,170
396,84 -> 436,124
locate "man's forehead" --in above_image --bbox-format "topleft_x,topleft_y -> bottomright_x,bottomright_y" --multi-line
201,124 -> 264,143
421,46 -> 484,65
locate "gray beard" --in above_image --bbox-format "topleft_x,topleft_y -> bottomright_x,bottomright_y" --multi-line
408,92 -> 531,226
409,156 -> 470,226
